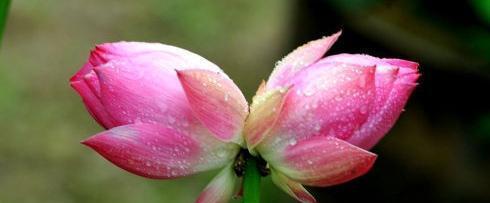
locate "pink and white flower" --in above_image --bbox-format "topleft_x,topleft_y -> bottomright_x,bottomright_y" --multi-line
70,31 -> 419,203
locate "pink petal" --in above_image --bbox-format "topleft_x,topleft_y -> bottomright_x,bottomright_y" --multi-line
196,164 -> 237,203
257,62 -> 376,154
268,136 -> 376,187
323,54 -> 419,78
94,41 -> 190,57
70,42 -> 225,130
382,58 -> 419,71
70,80 -> 116,129
321,54 -> 420,149
83,70 -> 102,98
348,65 -> 419,149
91,42 -> 223,72
324,53 -> 384,67
324,55 -> 400,127
177,69 -> 248,144
244,87 -> 290,151
70,62 -> 95,83
70,62 -> 115,129
94,59 -> 196,126
82,123 -> 239,179
271,169 -> 316,203
88,49 -> 108,66
267,31 -> 341,89
72,41 -> 223,81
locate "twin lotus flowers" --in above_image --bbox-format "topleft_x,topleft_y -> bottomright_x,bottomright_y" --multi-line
70,31 -> 419,203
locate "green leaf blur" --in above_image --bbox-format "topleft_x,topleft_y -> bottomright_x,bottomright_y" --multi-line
0,0 -> 10,46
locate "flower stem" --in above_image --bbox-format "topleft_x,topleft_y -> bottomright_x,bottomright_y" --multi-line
242,156 -> 261,203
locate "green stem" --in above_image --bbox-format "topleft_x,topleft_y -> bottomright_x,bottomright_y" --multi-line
242,156 -> 261,203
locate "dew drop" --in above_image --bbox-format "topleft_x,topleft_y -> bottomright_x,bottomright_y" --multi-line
288,138 -> 297,146
157,102 -> 168,113
168,116 -> 176,124
119,65 -> 144,80
358,75 -> 367,88
312,103 -> 318,109
360,105 -> 368,114
304,89 -> 314,96
216,150 -> 227,158
181,121 -> 189,127
314,124 -> 321,131
296,89 -> 303,96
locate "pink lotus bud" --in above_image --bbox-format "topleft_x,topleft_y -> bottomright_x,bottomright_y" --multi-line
245,32 -> 419,202
70,41 -> 245,194
71,32 -> 419,203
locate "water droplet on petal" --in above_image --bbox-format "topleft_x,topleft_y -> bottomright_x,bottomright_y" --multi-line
304,89 -> 314,96
360,105 -> 368,114
358,75 -> 367,88
155,101 -> 168,113
296,89 -> 303,96
181,121 -> 189,127
216,150 -> 227,158
168,116 -> 176,124
314,124 -> 321,131
118,65 -> 144,80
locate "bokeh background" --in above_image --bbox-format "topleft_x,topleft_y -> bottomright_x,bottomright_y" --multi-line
1,0 -> 489,202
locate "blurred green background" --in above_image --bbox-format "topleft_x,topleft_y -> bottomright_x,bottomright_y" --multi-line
0,0 -> 489,202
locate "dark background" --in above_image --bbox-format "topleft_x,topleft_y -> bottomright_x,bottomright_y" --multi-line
1,0 -> 489,202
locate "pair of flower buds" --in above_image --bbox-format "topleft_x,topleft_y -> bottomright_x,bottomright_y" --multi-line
70,31 -> 419,203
